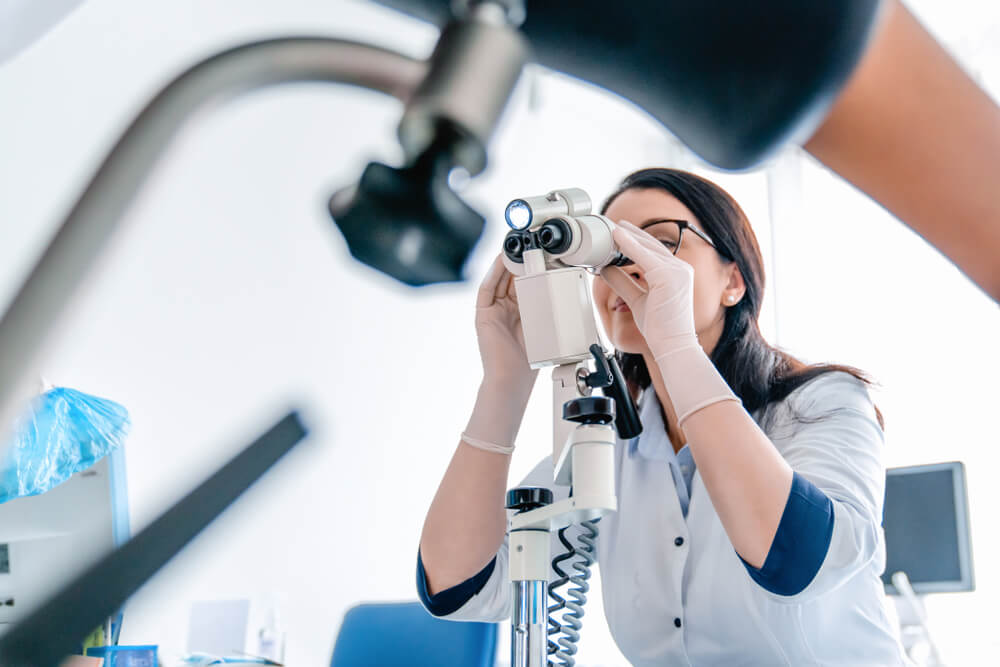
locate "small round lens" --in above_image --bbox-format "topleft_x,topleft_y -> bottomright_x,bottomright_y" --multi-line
504,235 -> 524,255
537,220 -> 570,253
505,200 -> 532,230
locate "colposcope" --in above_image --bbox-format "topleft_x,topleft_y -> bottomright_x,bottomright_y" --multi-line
499,188 -> 641,667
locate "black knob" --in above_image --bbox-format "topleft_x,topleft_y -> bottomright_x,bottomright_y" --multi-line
506,487 -> 553,513
563,396 -> 616,425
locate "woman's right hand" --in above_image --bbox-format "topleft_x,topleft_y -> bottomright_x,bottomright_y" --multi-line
474,253 -> 537,389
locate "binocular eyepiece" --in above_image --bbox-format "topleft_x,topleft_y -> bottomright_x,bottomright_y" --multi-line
502,189 -> 631,272
503,217 -> 572,257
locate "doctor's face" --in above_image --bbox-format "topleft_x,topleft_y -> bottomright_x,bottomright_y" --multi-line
594,187 -> 737,358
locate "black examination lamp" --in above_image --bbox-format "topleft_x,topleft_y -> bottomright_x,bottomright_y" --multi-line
333,0 -> 882,286
329,1 -> 527,287
329,125 -> 485,286
373,0 -> 883,169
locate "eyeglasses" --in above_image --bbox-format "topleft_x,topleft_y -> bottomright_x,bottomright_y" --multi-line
643,218 -> 720,254
617,219 -> 728,264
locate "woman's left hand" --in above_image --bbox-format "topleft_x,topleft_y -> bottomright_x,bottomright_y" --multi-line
600,220 -> 700,362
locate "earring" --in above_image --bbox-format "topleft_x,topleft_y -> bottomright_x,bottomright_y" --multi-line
726,295 -> 737,304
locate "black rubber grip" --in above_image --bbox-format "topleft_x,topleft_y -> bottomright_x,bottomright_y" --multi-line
604,354 -> 643,440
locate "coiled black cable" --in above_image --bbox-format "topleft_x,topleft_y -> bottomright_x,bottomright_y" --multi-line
547,527 -> 575,657
547,519 -> 600,667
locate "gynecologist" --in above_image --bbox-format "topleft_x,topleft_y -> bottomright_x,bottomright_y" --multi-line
418,168 -> 910,666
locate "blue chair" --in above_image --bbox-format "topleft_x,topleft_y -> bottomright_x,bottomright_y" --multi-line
331,601 -> 498,667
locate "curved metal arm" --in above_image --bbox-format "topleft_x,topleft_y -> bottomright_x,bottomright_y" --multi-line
0,38 -> 427,435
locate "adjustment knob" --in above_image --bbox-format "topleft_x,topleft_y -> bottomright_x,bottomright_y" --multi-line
506,487 -> 553,512
563,396 -> 616,425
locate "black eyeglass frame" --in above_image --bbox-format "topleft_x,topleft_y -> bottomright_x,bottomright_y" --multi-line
638,218 -> 730,260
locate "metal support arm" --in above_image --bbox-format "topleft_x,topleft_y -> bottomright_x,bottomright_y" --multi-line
0,38 -> 427,436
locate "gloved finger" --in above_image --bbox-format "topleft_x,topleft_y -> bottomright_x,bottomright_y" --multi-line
599,264 -> 647,305
615,220 -> 675,257
615,222 -> 693,286
612,226 -> 666,275
476,253 -> 509,309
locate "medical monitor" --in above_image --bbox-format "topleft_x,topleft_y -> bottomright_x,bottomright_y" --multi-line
881,461 -> 974,595
0,447 -> 128,631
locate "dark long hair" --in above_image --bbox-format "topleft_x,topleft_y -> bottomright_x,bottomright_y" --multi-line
602,168 -> 883,429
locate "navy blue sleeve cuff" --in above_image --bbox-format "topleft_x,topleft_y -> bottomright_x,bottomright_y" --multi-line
739,471 -> 835,596
416,549 -> 497,617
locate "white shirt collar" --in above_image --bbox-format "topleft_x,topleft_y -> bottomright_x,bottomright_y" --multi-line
628,385 -> 677,462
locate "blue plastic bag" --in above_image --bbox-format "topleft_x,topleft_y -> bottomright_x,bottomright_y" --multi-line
0,387 -> 130,505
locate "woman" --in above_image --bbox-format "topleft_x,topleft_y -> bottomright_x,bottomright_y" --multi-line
417,168 -> 908,665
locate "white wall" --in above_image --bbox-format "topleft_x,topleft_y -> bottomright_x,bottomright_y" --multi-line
1,1 -> 997,665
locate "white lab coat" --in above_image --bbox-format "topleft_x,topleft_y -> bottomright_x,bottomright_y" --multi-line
423,371 -> 910,666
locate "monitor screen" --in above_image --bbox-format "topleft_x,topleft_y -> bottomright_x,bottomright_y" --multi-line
881,461 -> 974,594
0,447 -> 128,630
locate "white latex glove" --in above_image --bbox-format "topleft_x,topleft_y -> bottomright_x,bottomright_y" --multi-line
600,220 -> 739,423
603,220 -> 699,361
462,254 -> 538,454
473,253 -> 537,387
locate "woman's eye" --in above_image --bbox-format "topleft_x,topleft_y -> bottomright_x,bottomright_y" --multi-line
659,239 -> 678,249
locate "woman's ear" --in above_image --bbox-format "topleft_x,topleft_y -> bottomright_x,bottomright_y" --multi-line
722,264 -> 746,304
